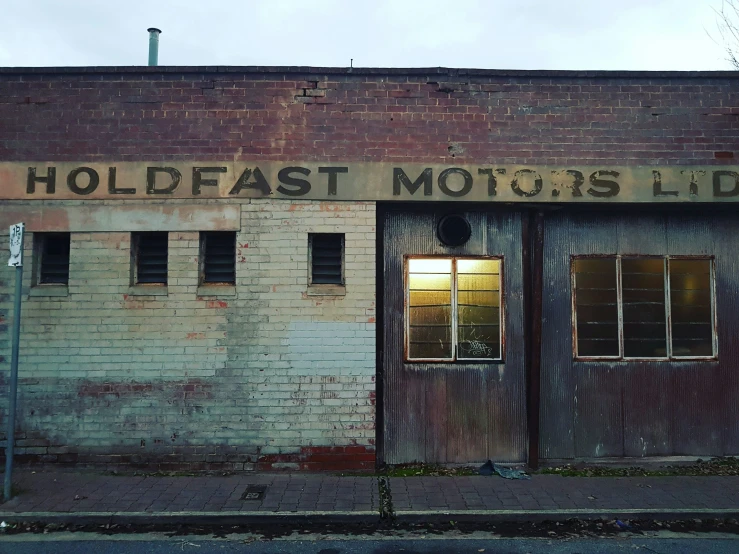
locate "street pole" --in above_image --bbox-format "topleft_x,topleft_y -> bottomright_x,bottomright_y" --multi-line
4,223 -> 24,502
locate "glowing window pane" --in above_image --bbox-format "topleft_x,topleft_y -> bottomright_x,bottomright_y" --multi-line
669,259 -> 713,357
457,259 -> 501,359
408,258 -> 452,359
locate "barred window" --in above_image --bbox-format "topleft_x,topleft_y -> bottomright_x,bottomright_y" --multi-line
34,233 -> 70,285
131,232 -> 168,285
573,256 -> 716,360
406,257 -> 503,362
200,232 -> 236,284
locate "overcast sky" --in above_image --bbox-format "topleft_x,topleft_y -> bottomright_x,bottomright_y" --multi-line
0,0 -> 734,71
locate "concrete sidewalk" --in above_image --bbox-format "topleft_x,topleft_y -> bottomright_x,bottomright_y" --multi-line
1,469 -> 738,524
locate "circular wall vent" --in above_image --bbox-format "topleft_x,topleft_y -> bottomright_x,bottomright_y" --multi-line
437,214 -> 471,246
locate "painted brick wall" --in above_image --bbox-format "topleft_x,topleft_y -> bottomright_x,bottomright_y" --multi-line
0,198 -> 376,470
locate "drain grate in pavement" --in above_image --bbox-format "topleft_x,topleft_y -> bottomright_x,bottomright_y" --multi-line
240,484 -> 268,501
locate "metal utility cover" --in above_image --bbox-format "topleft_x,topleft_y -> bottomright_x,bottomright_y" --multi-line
241,485 -> 267,501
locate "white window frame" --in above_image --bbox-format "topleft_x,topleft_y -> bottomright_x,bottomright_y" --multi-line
404,255 -> 504,363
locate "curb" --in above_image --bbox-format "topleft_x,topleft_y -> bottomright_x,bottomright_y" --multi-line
1,508 -> 738,526
0,510 -> 380,526
393,507 -> 739,523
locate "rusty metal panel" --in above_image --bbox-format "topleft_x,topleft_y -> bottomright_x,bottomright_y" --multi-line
424,367 -> 448,462
666,363 -> 722,455
540,209 -> 739,460
382,206 -> 526,464
712,218 -> 739,454
446,369 -> 488,463
540,213 -> 619,459
486,212 -> 528,462
573,364 -> 624,458
622,364 -> 670,456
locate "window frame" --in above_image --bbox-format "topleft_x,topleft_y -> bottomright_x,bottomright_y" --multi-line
32,232 -> 71,286
404,255 -> 505,364
308,233 -> 345,286
199,231 -> 237,285
130,231 -> 168,286
571,254 -> 718,362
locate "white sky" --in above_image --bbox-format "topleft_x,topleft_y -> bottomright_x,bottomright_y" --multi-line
0,0 -> 734,70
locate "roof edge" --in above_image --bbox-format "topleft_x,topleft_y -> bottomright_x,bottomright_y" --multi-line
1,65 -> 738,79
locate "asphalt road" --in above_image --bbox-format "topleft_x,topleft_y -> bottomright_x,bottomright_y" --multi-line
1,536 -> 738,553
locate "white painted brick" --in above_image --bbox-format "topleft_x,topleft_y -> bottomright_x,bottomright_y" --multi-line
0,199 -> 376,465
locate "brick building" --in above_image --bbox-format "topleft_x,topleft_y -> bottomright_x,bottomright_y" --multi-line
1,66 -> 738,470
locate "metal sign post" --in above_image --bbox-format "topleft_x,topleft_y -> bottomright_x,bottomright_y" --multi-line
4,223 -> 24,502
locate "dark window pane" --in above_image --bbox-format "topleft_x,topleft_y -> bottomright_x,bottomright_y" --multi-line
135,232 -> 167,284
39,233 -> 70,284
669,259 -> 714,357
203,232 -> 236,284
311,234 -> 343,284
574,257 -> 619,357
622,258 -> 667,358
578,339 -> 620,357
624,339 -> 668,358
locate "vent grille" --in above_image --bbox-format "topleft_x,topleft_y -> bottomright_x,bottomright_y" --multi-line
39,233 -> 70,284
202,232 -> 236,284
134,232 -> 168,284
311,233 -> 343,284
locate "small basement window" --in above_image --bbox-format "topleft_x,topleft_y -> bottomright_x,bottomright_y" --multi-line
34,233 -> 71,285
573,256 -> 717,360
309,233 -> 344,285
132,232 -> 168,285
406,257 -> 503,362
200,232 -> 236,284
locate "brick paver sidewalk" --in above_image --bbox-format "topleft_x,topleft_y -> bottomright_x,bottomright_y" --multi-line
1,470 -> 737,521
1,471 -> 378,514
389,475 -> 739,514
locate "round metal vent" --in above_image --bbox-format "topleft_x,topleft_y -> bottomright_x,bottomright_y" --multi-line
437,214 -> 471,246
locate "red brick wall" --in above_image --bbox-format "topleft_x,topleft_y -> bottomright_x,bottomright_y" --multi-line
1,68 -> 737,165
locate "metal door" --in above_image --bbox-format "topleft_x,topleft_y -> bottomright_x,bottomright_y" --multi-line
381,206 -> 527,464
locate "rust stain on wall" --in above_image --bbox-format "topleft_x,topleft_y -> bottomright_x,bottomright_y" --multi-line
255,445 -> 375,471
77,379 -> 213,400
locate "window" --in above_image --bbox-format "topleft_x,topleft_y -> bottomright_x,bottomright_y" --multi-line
309,233 -> 344,285
131,232 -> 168,285
573,256 -> 716,360
406,257 -> 503,362
200,232 -> 236,284
34,233 -> 70,285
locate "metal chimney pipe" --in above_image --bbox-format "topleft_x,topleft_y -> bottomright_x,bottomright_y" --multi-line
147,28 -> 162,66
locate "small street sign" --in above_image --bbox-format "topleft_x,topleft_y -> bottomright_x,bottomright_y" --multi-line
8,223 -> 24,266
